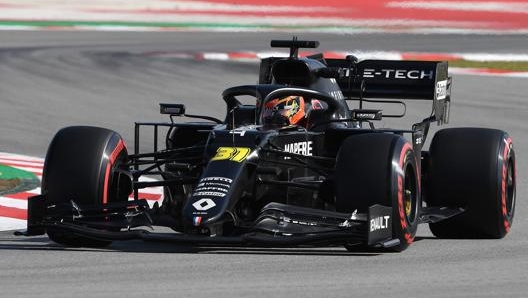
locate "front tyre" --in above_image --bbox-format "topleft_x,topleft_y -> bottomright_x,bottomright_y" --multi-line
335,133 -> 420,252
42,126 -> 131,247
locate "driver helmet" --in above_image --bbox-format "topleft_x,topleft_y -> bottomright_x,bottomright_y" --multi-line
262,95 -> 306,126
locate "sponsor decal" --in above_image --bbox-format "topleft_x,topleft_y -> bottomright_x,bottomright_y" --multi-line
211,147 -> 251,162
356,113 -> 375,119
193,176 -> 232,198
193,216 -> 202,226
367,205 -> 393,245
192,198 -> 216,211
229,129 -> 247,137
363,69 -> 434,80
282,216 -> 318,226
192,191 -> 226,197
284,141 -> 313,156
200,177 -> 233,183
436,80 -> 448,100
370,215 -> 391,232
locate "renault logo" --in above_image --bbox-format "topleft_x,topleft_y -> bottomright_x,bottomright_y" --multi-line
192,198 -> 216,211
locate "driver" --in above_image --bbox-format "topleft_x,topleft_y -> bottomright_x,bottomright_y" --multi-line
262,95 -> 324,127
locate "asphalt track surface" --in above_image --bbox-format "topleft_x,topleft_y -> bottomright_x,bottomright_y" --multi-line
1,31 -> 527,298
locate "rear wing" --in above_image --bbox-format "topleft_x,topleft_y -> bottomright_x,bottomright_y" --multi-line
325,59 -> 451,124
325,59 -> 450,100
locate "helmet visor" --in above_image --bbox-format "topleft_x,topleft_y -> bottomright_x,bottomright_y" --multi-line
262,96 -> 304,124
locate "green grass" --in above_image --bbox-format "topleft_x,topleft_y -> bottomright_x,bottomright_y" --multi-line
448,60 -> 528,72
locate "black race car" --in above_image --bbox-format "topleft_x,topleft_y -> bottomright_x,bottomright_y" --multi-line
18,39 -> 516,252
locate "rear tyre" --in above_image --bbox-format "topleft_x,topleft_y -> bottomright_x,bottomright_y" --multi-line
42,126 -> 130,247
427,128 -> 516,238
335,133 -> 420,252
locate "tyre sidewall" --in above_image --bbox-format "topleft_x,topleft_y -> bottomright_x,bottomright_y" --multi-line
496,136 -> 515,237
390,139 -> 420,250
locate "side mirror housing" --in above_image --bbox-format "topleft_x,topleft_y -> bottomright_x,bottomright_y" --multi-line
160,103 -> 186,116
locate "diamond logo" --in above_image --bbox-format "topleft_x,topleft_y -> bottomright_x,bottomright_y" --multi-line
192,198 -> 216,211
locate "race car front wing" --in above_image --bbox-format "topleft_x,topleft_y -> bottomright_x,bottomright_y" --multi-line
17,195 -> 399,249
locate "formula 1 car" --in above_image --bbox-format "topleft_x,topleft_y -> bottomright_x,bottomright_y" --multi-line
17,39 -> 516,252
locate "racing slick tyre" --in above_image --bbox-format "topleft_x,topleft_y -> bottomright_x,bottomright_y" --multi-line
42,126 -> 131,247
426,128 -> 516,239
335,133 -> 420,252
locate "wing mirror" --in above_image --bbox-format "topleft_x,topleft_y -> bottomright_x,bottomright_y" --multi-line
160,103 -> 186,116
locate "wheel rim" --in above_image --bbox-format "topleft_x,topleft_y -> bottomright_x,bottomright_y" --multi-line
404,166 -> 418,224
505,158 -> 515,217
